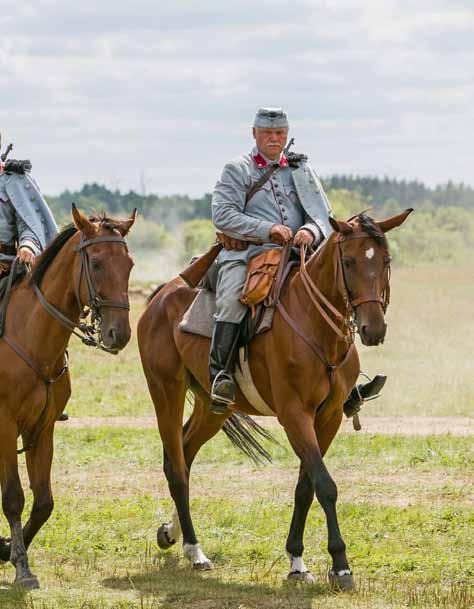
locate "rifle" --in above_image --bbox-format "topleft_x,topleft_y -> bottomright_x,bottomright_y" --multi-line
1,142 -> 13,163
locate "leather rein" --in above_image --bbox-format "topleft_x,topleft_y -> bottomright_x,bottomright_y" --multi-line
1,232 -> 129,453
276,230 -> 391,383
33,234 -> 130,353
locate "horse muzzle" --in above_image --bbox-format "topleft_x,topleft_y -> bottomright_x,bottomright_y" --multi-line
355,303 -> 387,346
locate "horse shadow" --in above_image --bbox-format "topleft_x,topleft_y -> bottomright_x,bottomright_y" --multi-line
102,553 -> 327,609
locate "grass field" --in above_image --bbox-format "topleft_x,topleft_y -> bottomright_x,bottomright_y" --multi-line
0,264 -> 472,608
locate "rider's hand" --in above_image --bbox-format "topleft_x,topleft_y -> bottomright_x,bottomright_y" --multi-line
17,247 -> 35,265
294,229 -> 314,248
270,224 -> 293,244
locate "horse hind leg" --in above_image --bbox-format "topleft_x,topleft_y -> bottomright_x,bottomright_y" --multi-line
22,429 -> 55,551
0,421 -> 39,589
158,391 -> 229,570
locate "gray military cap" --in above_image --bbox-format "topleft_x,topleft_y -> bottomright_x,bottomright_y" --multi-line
253,107 -> 289,129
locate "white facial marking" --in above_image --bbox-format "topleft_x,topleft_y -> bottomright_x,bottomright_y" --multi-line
365,247 -> 375,259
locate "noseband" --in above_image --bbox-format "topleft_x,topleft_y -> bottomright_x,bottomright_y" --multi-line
34,233 -> 130,353
334,231 -> 391,315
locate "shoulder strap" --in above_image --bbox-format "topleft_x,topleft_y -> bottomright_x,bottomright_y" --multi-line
244,164 -> 280,209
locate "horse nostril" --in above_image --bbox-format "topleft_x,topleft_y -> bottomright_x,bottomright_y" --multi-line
108,328 -> 117,345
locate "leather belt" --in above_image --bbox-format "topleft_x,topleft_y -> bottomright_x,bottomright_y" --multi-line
0,242 -> 16,256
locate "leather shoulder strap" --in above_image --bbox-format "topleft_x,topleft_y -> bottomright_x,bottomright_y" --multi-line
244,164 -> 280,209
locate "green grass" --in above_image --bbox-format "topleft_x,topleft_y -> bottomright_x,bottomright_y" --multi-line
67,264 -> 474,418
0,428 -> 471,608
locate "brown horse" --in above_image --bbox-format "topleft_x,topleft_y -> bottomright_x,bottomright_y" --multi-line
137,209 -> 412,590
0,206 -> 136,589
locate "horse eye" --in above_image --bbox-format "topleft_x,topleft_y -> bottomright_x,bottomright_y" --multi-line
384,255 -> 392,265
343,258 -> 354,269
91,258 -> 102,271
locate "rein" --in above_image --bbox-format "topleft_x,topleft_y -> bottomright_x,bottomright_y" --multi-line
0,231 -> 129,453
34,234 -> 129,354
276,229 -> 391,385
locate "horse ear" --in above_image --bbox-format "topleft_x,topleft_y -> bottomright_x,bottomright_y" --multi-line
116,208 -> 137,237
376,208 -> 414,233
71,203 -> 96,238
329,216 -> 353,234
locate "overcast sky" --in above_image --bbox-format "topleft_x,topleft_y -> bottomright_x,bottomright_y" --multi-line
0,1 -> 472,196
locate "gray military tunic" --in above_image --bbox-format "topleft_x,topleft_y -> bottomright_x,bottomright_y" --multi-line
0,171 -> 58,256
211,146 -> 332,323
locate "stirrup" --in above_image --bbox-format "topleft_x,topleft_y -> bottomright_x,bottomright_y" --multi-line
344,374 -> 387,430
210,370 -> 235,414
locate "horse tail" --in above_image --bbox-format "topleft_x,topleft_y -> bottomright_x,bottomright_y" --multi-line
222,412 -> 278,465
146,283 -> 167,305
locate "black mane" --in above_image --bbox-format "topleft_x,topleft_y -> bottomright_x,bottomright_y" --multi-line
29,224 -> 78,288
357,213 -> 388,248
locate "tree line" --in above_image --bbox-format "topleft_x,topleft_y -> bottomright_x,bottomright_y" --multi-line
46,177 -> 474,268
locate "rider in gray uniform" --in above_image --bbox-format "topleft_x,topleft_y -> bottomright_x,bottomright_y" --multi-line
0,152 -> 70,421
210,108 -> 386,415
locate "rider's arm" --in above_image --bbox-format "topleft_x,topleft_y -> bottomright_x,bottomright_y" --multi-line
212,161 -> 274,242
16,214 -> 41,256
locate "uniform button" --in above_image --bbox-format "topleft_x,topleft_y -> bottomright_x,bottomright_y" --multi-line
25,183 -> 30,190
281,208 -> 286,212
36,207 -> 40,212
30,195 -> 35,201
283,216 -> 288,221
41,218 -> 45,224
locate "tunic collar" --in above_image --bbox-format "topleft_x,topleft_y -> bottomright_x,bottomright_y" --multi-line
252,146 -> 289,168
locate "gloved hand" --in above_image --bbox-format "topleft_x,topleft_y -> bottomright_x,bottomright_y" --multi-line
4,159 -> 32,174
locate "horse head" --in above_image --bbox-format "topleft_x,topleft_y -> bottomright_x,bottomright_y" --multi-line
71,205 -> 137,352
329,208 -> 413,346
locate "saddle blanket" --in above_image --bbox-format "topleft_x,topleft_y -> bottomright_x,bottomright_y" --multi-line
178,288 -> 275,339
178,289 -> 276,416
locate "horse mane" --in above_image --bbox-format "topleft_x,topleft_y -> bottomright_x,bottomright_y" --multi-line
357,213 -> 388,248
146,283 -> 166,304
29,224 -> 78,288
29,213 -> 119,288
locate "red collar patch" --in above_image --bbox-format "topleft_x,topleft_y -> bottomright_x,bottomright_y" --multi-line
253,152 -> 288,168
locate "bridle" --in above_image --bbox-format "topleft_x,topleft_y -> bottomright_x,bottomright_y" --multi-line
0,230 -> 131,454
33,233 -> 130,354
333,231 -> 391,318
276,228 -> 391,382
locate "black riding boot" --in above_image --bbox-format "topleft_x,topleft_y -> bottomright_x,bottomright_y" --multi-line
343,375 -> 387,418
209,321 -> 240,414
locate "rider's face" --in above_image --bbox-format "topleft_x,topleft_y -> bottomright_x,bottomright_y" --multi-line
253,127 -> 288,161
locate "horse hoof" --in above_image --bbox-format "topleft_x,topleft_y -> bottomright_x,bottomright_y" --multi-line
287,570 -> 315,584
328,569 -> 356,592
15,575 -> 40,590
157,524 -> 176,550
193,559 -> 214,571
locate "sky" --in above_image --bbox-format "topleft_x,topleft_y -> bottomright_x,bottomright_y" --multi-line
0,1 -> 473,196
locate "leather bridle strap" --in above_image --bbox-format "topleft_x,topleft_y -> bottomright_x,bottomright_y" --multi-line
299,245 -> 349,341
334,232 -> 388,310
74,235 -> 130,313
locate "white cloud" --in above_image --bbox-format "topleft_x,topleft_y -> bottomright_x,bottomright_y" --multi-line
0,0 -> 472,195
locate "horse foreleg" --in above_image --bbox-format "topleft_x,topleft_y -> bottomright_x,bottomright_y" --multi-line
282,410 -> 354,591
285,463 -> 315,583
0,422 -> 39,589
22,428 -> 54,550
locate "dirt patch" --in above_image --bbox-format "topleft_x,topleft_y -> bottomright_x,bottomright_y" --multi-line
64,415 -> 474,436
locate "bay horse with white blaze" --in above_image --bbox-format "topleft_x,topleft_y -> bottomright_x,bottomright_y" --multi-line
0,206 -> 136,589
138,209 -> 412,590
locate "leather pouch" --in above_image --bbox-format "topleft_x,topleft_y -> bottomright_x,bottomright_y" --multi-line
240,248 -> 282,317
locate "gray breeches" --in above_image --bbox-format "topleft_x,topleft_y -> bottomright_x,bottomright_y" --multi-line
215,260 -> 248,323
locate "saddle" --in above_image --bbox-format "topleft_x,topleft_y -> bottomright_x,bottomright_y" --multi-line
179,243 -> 298,344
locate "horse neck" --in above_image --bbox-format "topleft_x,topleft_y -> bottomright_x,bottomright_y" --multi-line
287,237 -> 349,358
10,237 -> 80,369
